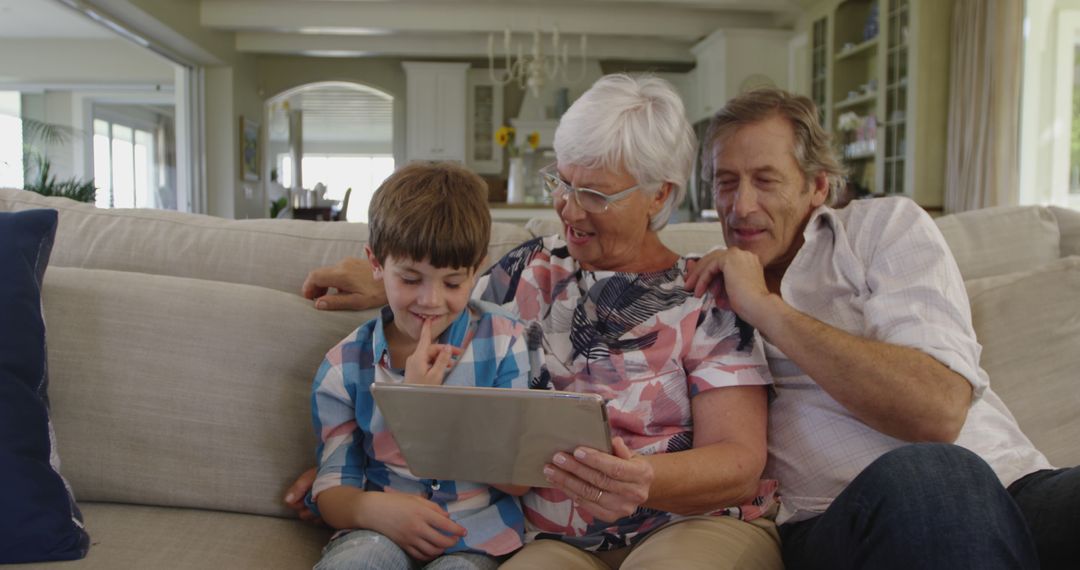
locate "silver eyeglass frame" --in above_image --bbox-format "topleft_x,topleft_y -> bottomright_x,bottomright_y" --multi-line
538,163 -> 648,214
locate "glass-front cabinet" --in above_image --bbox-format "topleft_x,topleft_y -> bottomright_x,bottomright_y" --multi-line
804,0 -> 952,211
882,0 -> 909,196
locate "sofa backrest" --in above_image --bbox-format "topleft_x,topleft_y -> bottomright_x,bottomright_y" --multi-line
1051,205 -> 1080,257
0,189 -> 533,295
934,205 -> 1063,281
41,266 -> 363,517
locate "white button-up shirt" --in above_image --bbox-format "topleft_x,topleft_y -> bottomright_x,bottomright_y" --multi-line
764,197 -> 1051,525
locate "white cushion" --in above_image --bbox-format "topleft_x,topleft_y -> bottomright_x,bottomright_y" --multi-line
1051,205 -> 1080,258
935,205 -> 1061,280
966,257 -> 1080,467
43,266 -> 369,516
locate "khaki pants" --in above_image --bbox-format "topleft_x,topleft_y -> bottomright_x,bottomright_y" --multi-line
500,516 -> 782,570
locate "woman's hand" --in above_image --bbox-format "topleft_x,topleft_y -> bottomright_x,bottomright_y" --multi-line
301,257 -> 387,311
404,319 -> 461,385
542,437 -> 653,523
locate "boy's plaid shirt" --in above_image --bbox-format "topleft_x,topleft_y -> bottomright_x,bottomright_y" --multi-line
307,300 -> 539,556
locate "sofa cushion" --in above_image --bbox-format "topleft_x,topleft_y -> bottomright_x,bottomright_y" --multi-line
17,502 -> 331,570
0,209 -> 90,563
525,218 -> 726,256
966,256 -> 1080,467
1050,205 -> 1080,258
0,188 -> 533,294
935,205 -> 1061,280
42,266 -> 368,517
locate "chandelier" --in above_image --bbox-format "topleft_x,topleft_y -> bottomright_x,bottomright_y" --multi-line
487,28 -> 588,97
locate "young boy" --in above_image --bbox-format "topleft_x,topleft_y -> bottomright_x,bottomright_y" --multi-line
307,163 -> 535,570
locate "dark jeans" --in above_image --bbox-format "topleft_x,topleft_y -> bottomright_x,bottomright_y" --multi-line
779,443 -> 1039,570
1007,466 -> 1080,569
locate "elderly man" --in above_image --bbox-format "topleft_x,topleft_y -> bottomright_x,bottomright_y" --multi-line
684,87 -> 1079,570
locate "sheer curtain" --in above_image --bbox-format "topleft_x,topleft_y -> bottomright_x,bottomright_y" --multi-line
945,0 -> 1024,213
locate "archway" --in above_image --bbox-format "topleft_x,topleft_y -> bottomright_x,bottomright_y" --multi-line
265,81 -> 394,221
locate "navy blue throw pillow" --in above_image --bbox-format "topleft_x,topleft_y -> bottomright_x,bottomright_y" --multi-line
0,209 -> 90,563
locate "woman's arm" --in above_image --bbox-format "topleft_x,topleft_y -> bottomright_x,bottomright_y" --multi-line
544,385 -> 768,519
641,384 -> 767,513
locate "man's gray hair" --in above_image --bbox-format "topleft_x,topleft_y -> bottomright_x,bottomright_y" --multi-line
554,74 -> 695,231
702,87 -> 846,205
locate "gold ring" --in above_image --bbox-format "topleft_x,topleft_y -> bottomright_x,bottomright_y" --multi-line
595,489 -> 604,502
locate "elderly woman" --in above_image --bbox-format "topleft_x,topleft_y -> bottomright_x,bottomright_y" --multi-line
294,75 -> 781,569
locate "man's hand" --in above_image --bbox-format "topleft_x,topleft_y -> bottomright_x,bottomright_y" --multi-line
301,257 -> 386,311
360,493 -> 467,561
404,319 -> 461,385
684,247 -> 773,326
283,467 -> 322,525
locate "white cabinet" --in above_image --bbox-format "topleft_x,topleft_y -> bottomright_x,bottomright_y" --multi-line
690,29 -> 794,123
466,69 -> 504,174
403,62 -> 469,163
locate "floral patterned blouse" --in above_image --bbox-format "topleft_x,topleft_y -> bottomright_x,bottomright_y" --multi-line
474,235 -> 777,552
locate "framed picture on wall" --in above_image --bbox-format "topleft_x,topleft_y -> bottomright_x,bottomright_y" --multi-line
240,116 -> 260,181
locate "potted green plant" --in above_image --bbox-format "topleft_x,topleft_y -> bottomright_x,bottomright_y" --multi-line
18,116 -> 97,203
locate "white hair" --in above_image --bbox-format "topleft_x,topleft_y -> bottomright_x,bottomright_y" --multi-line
553,74 -> 695,231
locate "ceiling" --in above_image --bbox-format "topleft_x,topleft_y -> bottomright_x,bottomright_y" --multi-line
10,0 -> 812,64
10,0 -> 812,147
4,0 -> 821,62
0,0 -> 114,38
202,0 -> 806,63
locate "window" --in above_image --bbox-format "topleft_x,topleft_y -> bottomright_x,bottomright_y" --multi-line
0,92 -> 22,189
279,154 -> 395,222
1020,1 -> 1080,208
93,118 -> 157,209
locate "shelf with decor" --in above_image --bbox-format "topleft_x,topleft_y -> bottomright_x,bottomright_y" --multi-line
835,36 -> 879,61
811,16 -> 829,126
834,91 -> 878,111
831,0 -> 881,197
799,0 -> 952,209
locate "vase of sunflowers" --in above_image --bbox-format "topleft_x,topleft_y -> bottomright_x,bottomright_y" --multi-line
496,126 -> 539,204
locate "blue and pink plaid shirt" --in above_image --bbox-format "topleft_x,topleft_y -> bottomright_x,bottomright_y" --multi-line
307,300 -> 538,556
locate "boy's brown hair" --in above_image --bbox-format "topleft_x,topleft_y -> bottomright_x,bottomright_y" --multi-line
368,161 -> 490,270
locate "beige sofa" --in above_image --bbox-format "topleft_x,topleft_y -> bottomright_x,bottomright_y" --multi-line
2,187 -> 1078,569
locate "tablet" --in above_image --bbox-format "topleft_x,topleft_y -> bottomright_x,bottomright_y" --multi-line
371,384 -> 612,488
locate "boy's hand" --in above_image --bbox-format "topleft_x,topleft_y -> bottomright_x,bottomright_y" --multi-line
283,467 -> 323,525
364,493 -> 467,561
405,319 -> 461,385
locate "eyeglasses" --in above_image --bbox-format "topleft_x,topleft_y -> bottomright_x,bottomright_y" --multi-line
538,163 -> 647,214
